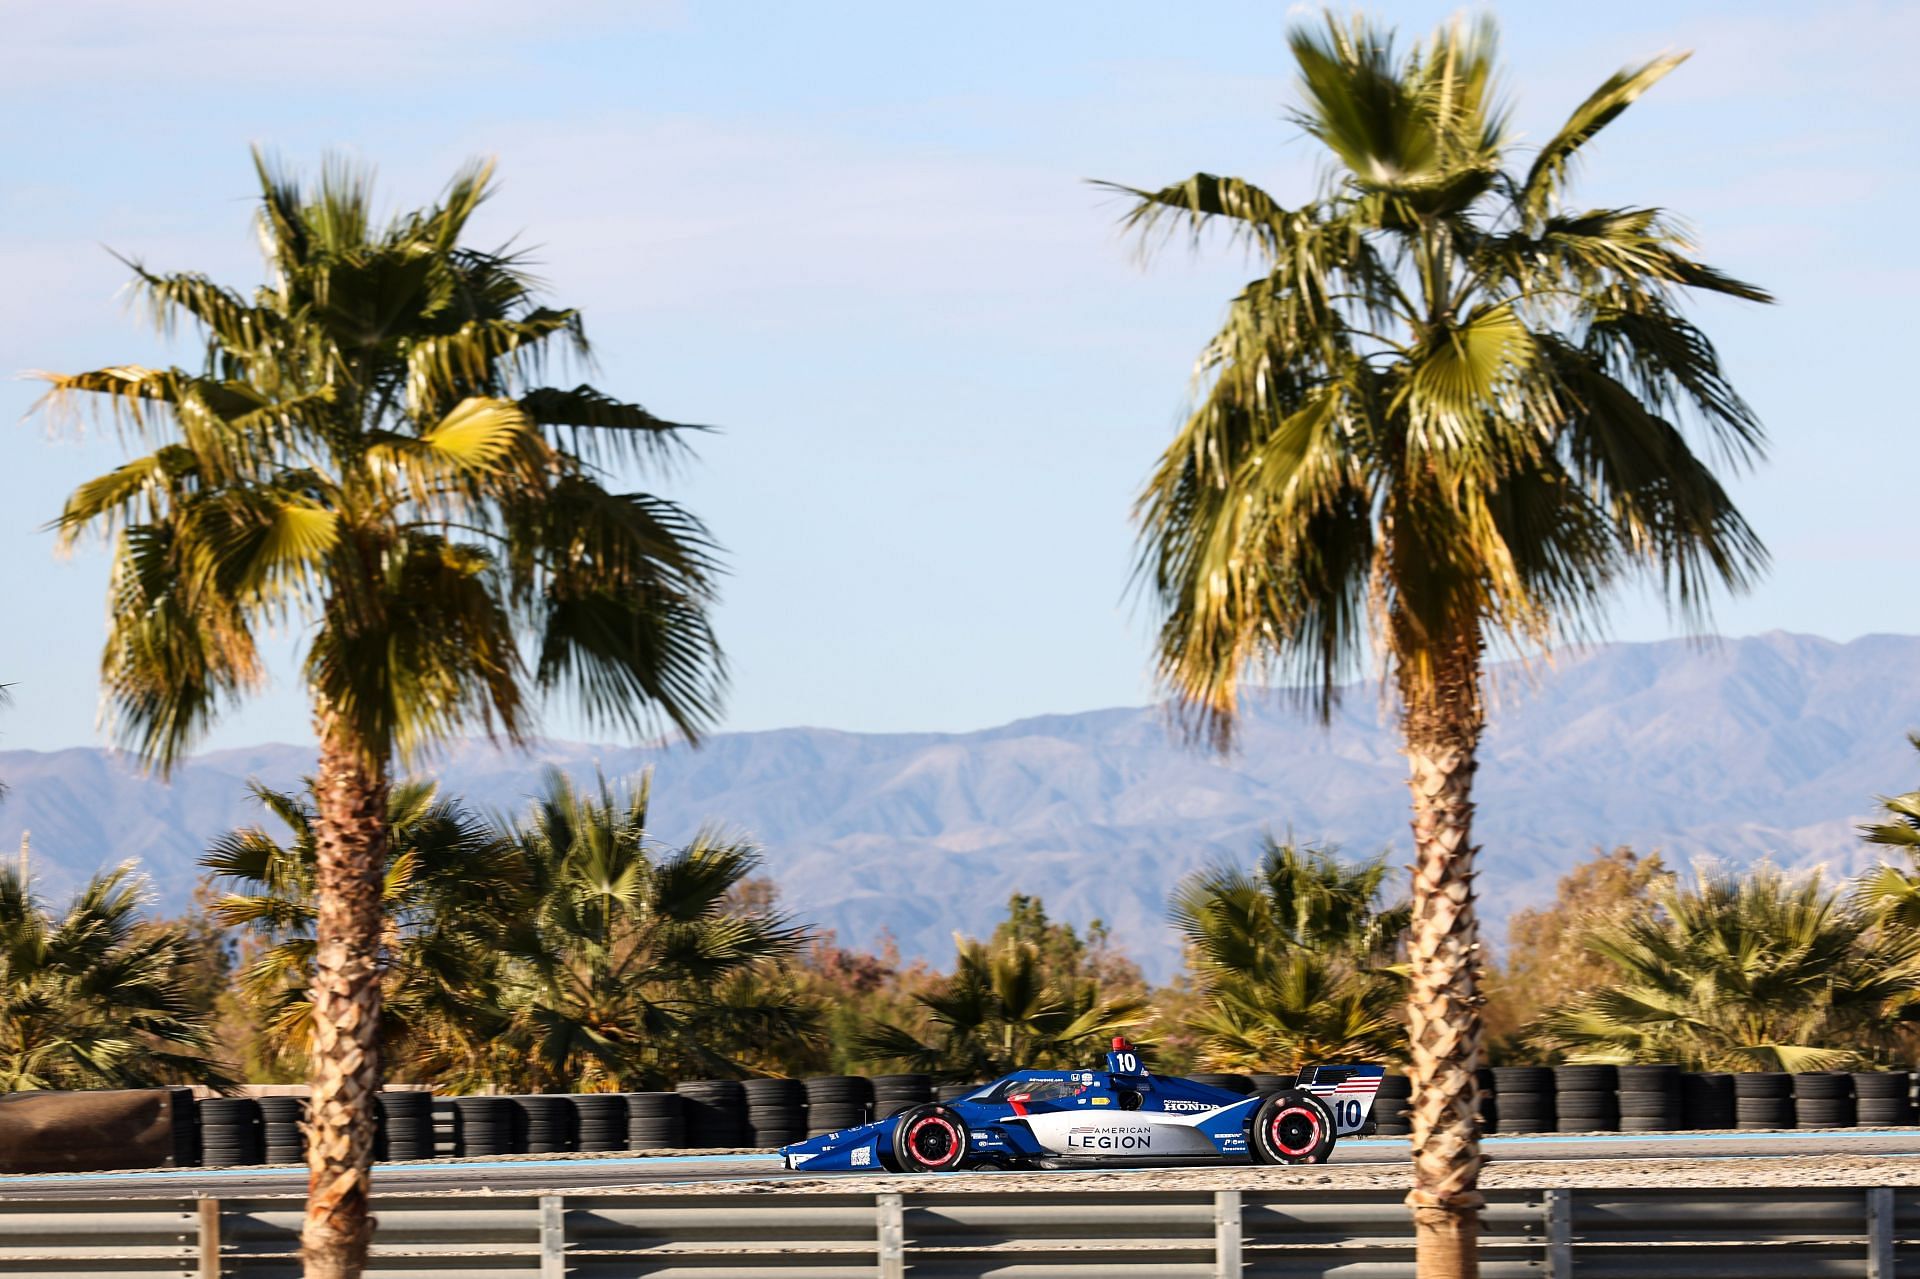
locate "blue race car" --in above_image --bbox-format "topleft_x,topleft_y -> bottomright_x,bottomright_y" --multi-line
779,1039 -> 1384,1173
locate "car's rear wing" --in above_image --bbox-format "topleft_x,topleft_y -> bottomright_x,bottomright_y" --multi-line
1297,1063 -> 1386,1135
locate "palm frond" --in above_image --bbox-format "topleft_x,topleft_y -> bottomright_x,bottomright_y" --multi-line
1520,54 -> 1689,226
1106,12 -> 1767,745
45,150 -> 725,774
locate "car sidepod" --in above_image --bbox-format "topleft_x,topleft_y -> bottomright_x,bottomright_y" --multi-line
1018,1107 -> 1227,1159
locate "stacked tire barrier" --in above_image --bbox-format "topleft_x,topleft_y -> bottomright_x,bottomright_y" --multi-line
741,1078 -> 806,1148
1682,1072 -> 1735,1129
1554,1064 -> 1618,1132
510,1094 -> 576,1153
1795,1071 -> 1856,1129
376,1091 -> 435,1161
1618,1063 -> 1681,1132
870,1073 -> 933,1119
126,1065 -> 1920,1170
168,1089 -> 200,1168
1736,1071 -> 1793,1129
451,1096 -> 512,1156
197,1097 -> 263,1167
803,1076 -> 872,1136
1372,1072 -> 1412,1136
1857,1070 -> 1915,1125
258,1096 -> 306,1165
572,1094 -> 628,1152
676,1079 -> 746,1147
626,1092 -> 686,1148
1490,1066 -> 1553,1133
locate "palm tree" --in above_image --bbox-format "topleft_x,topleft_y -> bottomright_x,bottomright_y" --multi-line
491,771 -> 814,1092
1858,735 -> 1920,930
1526,866 -> 1920,1070
1107,16 -> 1768,1273
0,864 -> 228,1090
202,781 -> 523,1084
44,154 -> 724,1279
1173,839 -> 1407,1071
858,934 -> 1150,1081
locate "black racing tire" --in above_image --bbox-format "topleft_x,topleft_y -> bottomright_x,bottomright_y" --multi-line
1854,1071 -> 1910,1100
1735,1072 -> 1791,1100
891,1103 -> 970,1173
1793,1072 -> 1852,1101
1554,1064 -> 1617,1093
1251,1089 -> 1337,1165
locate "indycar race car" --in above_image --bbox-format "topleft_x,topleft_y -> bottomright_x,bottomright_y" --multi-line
779,1039 -> 1384,1173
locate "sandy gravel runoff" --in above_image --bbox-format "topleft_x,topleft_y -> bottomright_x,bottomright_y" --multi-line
570,1152 -> 1920,1197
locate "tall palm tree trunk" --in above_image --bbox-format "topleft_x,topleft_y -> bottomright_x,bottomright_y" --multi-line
1400,630 -> 1486,1279
301,720 -> 389,1279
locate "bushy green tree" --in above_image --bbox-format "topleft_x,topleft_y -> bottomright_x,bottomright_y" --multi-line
1526,866 -> 1920,1070
1173,839 -> 1407,1071
0,865 -> 228,1090
1858,734 -> 1920,930
770,930 -> 940,1076
485,771 -> 815,1091
1484,847 -> 1669,1053
859,899 -> 1150,1081
202,780 -> 522,1081
990,894 -> 1149,1002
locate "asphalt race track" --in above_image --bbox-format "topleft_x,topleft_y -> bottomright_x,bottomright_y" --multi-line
7,1128 -> 1920,1200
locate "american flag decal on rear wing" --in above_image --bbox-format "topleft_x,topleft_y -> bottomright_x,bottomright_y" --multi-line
1298,1064 -> 1385,1135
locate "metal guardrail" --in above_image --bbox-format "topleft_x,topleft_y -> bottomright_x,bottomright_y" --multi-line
0,1185 -> 1911,1278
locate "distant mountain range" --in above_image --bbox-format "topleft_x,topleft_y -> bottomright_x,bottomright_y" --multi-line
3,632 -> 1916,980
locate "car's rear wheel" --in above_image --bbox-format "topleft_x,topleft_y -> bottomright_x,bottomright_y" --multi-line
1251,1089 -> 1336,1165
891,1103 -> 970,1172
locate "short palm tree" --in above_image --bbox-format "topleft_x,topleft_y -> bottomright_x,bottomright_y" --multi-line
1109,16 -> 1768,1272
1858,735 -> 1920,930
491,771 -> 814,1092
202,781 -> 522,1082
1173,840 -> 1407,1071
0,865 -> 228,1090
45,154 -> 724,1279
1526,867 -> 1920,1070
858,935 -> 1150,1081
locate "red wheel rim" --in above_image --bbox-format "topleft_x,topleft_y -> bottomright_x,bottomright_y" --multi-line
906,1114 -> 963,1167
1269,1105 -> 1322,1157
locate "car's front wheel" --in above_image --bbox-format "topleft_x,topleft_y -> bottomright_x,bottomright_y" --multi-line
891,1103 -> 970,1172
1250,1089 -> 1336,1165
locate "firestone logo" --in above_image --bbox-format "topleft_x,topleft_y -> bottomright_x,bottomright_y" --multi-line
1066,1126 -> 1153,1150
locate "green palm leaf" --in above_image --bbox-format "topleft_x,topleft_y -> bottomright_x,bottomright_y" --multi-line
1520,54 -> 1689,226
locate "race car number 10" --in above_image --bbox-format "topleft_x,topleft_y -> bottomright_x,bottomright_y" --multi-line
1114,1052 -> 1139,1074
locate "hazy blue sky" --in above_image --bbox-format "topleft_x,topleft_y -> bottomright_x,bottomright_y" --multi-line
2,0 -> 1914,754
